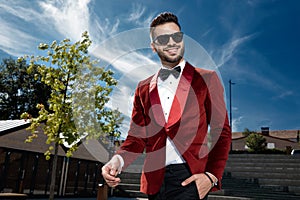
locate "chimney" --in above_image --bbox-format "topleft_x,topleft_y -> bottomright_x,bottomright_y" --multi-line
261,127 -> 269,136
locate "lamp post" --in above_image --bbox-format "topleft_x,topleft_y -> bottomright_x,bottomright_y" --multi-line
229,79 -> 235,152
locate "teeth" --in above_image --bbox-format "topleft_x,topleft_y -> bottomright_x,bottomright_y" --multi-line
167,48 -> 177,54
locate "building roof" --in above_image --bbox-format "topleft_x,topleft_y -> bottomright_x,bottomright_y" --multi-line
0,124 -> 66,154
232,129 -> 299,140
0,120 -> 109,163
232,132 -> 300,151
0,119 -> 30,133
72,139 -> 109,162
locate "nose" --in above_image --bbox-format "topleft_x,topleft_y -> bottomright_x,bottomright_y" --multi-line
167,36 -> 176,45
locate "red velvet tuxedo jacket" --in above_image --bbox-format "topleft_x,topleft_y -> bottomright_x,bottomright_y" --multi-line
117,62 -> 231,195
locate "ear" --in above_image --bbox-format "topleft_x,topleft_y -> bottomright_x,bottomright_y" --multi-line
151,43 -> 157,53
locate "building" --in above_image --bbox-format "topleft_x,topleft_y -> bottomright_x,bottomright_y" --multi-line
0,120 -> 109,197
232,127 -> 300,152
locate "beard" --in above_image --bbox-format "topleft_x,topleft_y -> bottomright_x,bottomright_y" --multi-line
156,44 -> 185,64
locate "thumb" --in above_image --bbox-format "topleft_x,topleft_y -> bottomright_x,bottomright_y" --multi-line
181,175 -> 195,186
109,170 -> 117,176
109,165 -> 119,176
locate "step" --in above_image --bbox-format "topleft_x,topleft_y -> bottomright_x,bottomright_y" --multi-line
118,178 -> 140,184
221,185 -> 300,198
226,162 -> 300,168
229,154 -> 295,158
289,186 -> 300,195
221,190 -> 300,200
119,172 -> 141,178
229,171 -> 300,179
258,178 -> 300,187
117,183 -> 140,191
208,195 -> 252,200
228,156 -> 300,163
122,165 -> 143,173
228,155 -> 299,159
260,184 -> 289,192
113,188 -> 147,198
225,166 -> 300,174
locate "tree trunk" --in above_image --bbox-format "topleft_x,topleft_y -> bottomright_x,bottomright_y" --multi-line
49,142 -> 59,200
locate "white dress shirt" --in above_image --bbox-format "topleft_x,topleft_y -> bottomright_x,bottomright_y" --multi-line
157,60 -> 186,166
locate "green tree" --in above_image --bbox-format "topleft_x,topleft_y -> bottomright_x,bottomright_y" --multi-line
20,31 -> 122,200
242,128 -> 256,137
245,132 -> 267,152
0,58 -> 51,119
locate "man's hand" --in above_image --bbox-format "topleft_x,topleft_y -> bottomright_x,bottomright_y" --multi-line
181,173 -> 217,199
101,155 -> 122,187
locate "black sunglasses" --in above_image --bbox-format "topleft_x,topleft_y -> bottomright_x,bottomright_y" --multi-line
153,32 -> 184,45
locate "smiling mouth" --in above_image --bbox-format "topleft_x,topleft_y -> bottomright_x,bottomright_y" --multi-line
164,46 -> 180,54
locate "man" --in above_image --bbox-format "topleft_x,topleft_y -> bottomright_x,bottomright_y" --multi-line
102,12 -> 231,200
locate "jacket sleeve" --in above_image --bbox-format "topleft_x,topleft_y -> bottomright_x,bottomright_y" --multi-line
204,71 -> 232,190
116,83 -> 147,169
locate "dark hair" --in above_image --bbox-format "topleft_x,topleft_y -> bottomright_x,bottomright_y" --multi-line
150,12 -> 181,37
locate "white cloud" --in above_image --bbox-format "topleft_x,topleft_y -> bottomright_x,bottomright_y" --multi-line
0,1 -> 47,56
232,116 -> 243,132
0,0 -> 123,56
200,28 -> 214,38
0,1 -> 44,22
38,0 -> 91,41
232,106 -> 239,111
0,18 -> 39,56
93,17 -> 120,41
128,4 -> 145,22
213,34 -> 255,68
127,3 -> 155,27
273,90 -> 294,100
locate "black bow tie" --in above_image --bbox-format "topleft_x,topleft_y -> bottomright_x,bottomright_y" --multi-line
159,66 -> 181,81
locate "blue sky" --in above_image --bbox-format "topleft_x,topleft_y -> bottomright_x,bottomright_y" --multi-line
0,0 -> 299,136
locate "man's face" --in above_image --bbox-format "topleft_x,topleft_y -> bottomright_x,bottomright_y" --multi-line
151,22 -> 185,67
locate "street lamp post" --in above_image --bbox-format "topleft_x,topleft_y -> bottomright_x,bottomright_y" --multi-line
229,79 -> 235,152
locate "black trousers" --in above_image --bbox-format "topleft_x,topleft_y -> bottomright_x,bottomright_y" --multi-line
148,163 -> 208,200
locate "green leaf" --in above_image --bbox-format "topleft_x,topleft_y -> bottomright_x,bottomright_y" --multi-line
39,43 -> 49,50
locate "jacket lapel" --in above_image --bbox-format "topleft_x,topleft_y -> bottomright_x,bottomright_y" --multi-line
149,72 -> 166,127
167,62 -> 194,129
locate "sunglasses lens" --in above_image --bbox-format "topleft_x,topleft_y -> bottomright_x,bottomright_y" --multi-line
156,35 -> 170,45
172,32 -> 183,43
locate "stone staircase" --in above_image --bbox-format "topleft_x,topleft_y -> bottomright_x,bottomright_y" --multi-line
220,154 -> 300,199
112,154 -> 300,199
